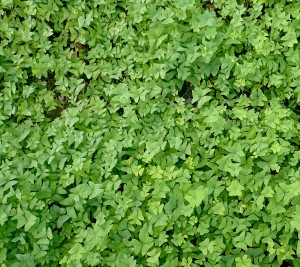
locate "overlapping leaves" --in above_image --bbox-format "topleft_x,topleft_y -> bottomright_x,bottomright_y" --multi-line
0,0 -> 299,266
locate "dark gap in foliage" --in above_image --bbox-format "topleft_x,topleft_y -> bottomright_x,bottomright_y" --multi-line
120,154 -> 131,162
84,79 -> 90,94
281,260 -> 292,267
52,20 -> 66,33
75,42 -> 90,52
291,137 -> 300,147
25,67 -> 33,77
132,24 -> 138,32
240,88 -> 251,98
253,106 -> 263,112
260,2 -> 271,14
283,97 -> 298,113
223,101 -> 233,111
179,81 -> 192,97
45,71 -> 56,90
159,256 -> 167,266
119,183 -> 125,192
263,199 -> 269,207
116,3 -> 128,15
41,70 -> 73,120
190,237 -> 197,246
237,0 -> 251,9
46,21 -> 57,37
110,39 -> 116,49
117,107 -> 124,115
203,1 -> 222,19
15,13 -> 25,23
265,26 -> 272,35
44,108 -> 63,120
56,93 -> 69,109
175,159 -> 185,169
179,81 -> 194,104
204,1 -> 216,10
234,44 -> 248,58
89,210 -> 96,224
78,74 -> 92,95
202,165 -> 214,172
91,151 -> 98,161
2,8 -> 14,18
48,202 -> 62,210
177,246 -> 184,262
166,230 -> 173,237
65,36 -> 74,49
294,104 -> 300,117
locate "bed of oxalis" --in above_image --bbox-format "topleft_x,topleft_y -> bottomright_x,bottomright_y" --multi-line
0,0 -> 300,266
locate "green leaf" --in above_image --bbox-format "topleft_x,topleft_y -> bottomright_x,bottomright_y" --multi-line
185,186 -> 208,208
227,180 -> 244,196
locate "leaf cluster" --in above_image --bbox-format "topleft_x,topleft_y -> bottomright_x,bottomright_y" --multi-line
0,0 -> 299,266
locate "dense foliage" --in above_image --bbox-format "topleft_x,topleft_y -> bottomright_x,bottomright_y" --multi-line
0,0 -> 300,266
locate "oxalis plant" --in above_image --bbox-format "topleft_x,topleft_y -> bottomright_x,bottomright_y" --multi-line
0,0 -> 300,266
